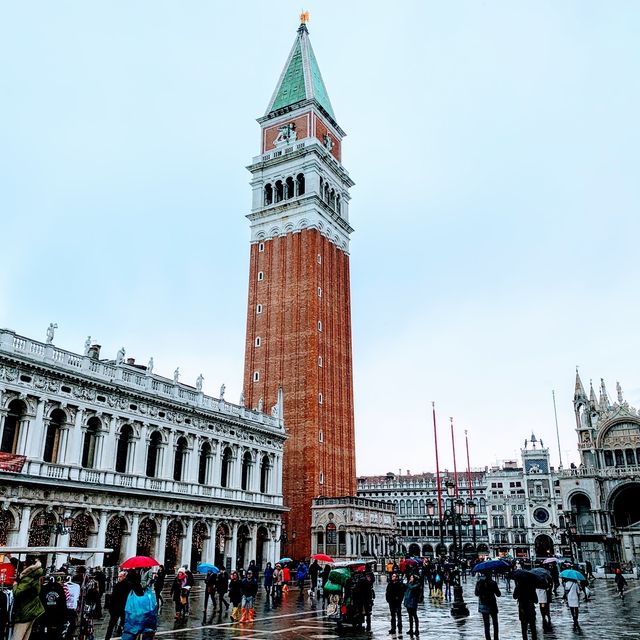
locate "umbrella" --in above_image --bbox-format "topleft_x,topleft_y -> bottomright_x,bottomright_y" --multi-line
472,559 -> 511,573
560,569 -> 586,582
542,558 -> 559,564
121,555 -> 160,569
277,557 -> 293,564
311,553 -> 335,563
530,568 -> 552,586
196,563 -> 219,574
512,569 -> 551,588
403,558 -> 419,566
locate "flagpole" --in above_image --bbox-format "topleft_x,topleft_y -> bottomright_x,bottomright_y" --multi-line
432,402 -> 443,525
465,429 -> 476,544
450,417 -> 459,497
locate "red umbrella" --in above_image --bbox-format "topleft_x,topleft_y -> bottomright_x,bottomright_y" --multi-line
120,555 -> 160,569
312,553 -> 335,563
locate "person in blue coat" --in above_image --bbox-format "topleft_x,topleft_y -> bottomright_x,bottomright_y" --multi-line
403,574 -> 421,637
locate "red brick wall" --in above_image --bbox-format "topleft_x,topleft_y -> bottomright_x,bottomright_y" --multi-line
262,113 -> 311,152
243,229 -> 356,560
313,115 -> 341,161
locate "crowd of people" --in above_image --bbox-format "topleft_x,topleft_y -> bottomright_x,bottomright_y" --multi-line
0,553 -> 631,640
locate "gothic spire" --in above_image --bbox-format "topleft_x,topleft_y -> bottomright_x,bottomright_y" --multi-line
264,18 -> 336,121
589,379 -> 598,407
574,368 -> 586,400
599,378 -> 610,409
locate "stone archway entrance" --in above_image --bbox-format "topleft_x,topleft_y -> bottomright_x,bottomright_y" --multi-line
611,482 -> 640,527
165,520 -> 184,572
408,543 -> 421,557
535,534 -> 554,558
214,525 -> 229,569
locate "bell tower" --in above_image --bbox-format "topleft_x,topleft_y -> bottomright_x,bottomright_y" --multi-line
242,16 -> 356,560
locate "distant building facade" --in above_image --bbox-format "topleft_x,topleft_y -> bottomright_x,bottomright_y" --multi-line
0,328 -> 286,570
557,373 -> 640,567
357,471 -> 490,558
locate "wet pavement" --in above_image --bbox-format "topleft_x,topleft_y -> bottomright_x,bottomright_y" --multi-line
100,576 -> 640,640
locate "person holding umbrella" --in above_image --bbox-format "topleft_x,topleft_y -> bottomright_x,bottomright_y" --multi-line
309,560 -> 320,598
475,571 -> 501,640
203,569 -> 217,623
170,568 -> 190,621
563,578 -> 581,629
512,573 -> 538,640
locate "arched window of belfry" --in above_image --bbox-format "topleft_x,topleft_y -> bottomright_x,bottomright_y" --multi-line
275,180 -> 284,203
296,173 -> 305,196
264,183 -> 273,205
285,176 -> 295,199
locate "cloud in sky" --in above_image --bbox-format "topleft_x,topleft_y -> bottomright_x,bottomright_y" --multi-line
1,1 -> 639,476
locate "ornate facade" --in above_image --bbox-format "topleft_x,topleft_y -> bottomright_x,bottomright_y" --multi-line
0,328 -> 286,570
557,373 -> 640,567
242,19 -> 356,559
356,471 -> 490,558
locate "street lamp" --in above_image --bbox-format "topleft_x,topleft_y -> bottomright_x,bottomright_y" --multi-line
36,511 -> 74,570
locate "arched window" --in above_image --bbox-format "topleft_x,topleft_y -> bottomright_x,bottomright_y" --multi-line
259,455 -> 270,493
285,176 -> 295,199
413,499 -> 419,514
296,173 -> 305,196
173,436 -> 188,481
323,182 -> 329,202
1,400 -> 26,454
146,431 -> 162,477
43,408 -> 66,463
329,189 -> 336,209
625,449 -> 636,466
399,500 -> 406,515
198,442 -> 211,485
264,183 -> 273,205
241,451 -> 252,491
115,425 -> 133,473
275,180 -> 284,203
81,417 -> 101,469
419,499 -> 425,515
604,450 -> 614,466
406,500 -> 413,516
336,193 -> 341,214
220,447 -> 233,488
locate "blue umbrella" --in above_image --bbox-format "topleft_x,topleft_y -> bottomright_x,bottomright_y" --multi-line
277,557 -> 293,564
196,563 -> 219,574
472,559 -> 511,573
560,569 -> 586,582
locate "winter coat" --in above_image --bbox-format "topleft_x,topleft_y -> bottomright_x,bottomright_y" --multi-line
475,575 -> 501,614
385,580 -> 406,606
241,577 -> 258,598
564,581 -> 581,608
215,572 -> 229,595
295,564 -> 308,582
309,561 -> 320,582
228,579 -> 242,606
263,566 -> 274,588
403,581 -> 420,610
13,561 -> 45,623
109,580 -> 134,616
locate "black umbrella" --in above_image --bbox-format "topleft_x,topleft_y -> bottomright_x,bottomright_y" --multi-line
529,568 -> 552,587
512,568 -> 551,588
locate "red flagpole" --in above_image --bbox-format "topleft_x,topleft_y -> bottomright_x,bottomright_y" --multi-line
450,417 -> 459,497
432,402 -> 442,521
465,429 -> 475,527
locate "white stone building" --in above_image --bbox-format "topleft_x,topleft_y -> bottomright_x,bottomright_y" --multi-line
357,471 -> 490,559
557,373 -> 640,568
0,328 -> 286,571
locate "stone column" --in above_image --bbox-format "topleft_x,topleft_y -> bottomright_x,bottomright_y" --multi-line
181,519 -> 194,568
248,523 -> 257,564
157,517 -> 168,565
95,511 -> 108,567
202,519 -> 216,563
26,398 -> 47,459
230,522 -> 239,569
233,446 -> 242,489
127,513 -> 140,557
184,439 -> 197,484
210,441 -> 221,487
101,416 -> 117,471
162,431 -> 176,480
64,408 -> 85,465
16,506 -> 31,546
132,424 -> 148,476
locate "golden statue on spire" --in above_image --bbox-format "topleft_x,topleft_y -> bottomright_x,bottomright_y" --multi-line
300,10 -> 310,25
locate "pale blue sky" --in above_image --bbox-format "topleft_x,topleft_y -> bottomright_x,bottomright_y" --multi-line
1,2 -> 639,475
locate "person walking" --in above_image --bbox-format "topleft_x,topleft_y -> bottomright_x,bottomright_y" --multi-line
228,571 -> 243,622
309,560 -> 320,598
263,563 -> 274,599
535,585 -> 551,630
475,572 -> 501,640
282,565 -> 291,593
385,572 -> 406,635
403,574 -> 420,637
151,566 -> 165,610
216,568 -> 230,615
320,564 -> 331,607
170,568 -> 190,621
12,557 -> 45,640
353,571 -> 375,633
513,579 -> 538,640
104,571 -> 133,640
240,569 -> 258,623
295,562 -> 308,596
615,569 -> 627,600
203,569 -> 217,622
564,579 -> 581,630
272,564 -> 283,604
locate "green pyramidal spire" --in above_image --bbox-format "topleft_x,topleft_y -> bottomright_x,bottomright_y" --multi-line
266,23 -> 335,120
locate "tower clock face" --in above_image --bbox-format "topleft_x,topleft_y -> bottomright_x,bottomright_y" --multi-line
533,508 -> 549,524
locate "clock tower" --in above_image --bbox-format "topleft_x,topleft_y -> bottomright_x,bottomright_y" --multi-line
242,17 -> 356,560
